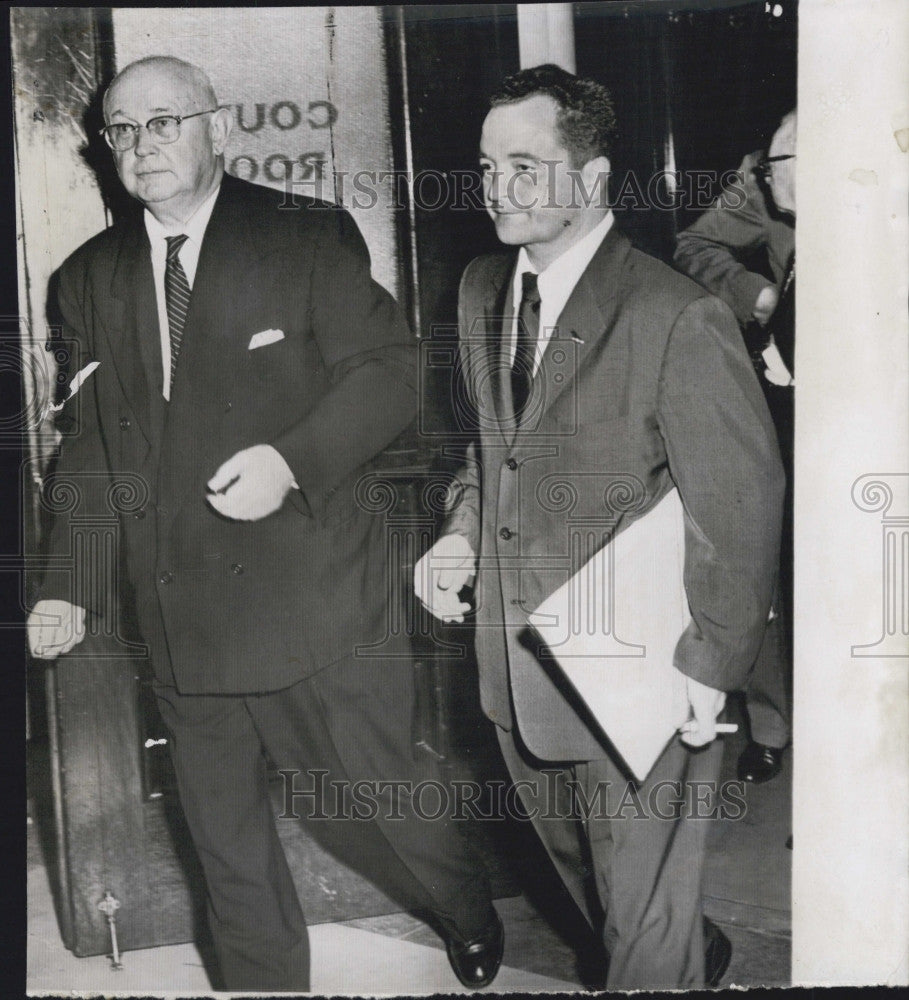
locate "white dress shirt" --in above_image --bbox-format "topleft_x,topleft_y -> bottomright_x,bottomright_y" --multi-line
508,210 -> 615,374
144,183 -> 221,400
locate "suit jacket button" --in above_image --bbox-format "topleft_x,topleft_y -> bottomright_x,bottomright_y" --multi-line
499,527 -> 513,540
159,571 -> 173,585
224,401 -> 232,412
231,563 -> 245,575
505,458 -> 518,470
133,509 -> 146,520
119,417 -> 130,430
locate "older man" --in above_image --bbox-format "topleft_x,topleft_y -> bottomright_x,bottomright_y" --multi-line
675,109 -> 797,783
416,65 -> 784,989
27,56 -> 500,991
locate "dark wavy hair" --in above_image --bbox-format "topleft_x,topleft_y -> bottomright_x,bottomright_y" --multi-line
489,64 -> 617,169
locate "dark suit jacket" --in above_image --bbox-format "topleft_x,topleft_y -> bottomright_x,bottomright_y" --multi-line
444,225 -> 785,761
674,151 -> 795,327
40,174 -> 416,694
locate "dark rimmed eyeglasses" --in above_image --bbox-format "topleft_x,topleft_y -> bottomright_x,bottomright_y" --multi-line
99,110 -> 218,151
755,154 -> 795,181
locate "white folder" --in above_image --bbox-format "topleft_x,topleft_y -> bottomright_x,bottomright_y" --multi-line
526,487 -> 691,781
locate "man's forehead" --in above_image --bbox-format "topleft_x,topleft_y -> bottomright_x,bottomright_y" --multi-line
481,95 -> 566,152
106,67 -> 198,117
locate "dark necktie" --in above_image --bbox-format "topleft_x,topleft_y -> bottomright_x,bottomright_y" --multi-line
164,234 -> 191,389
512,271 -> 540,417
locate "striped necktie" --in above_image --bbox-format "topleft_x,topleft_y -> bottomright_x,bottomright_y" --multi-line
164,234 -> 191,389
512,271 -> 540,418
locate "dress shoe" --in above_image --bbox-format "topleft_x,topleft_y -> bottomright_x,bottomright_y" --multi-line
445,910 -> 504,989
737,741 -> 784,783
704,918 -> 732,988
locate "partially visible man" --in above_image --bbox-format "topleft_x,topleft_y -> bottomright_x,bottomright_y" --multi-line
27,56 -> 501,992
675,109 -> 796,784
416,65 -> 784,989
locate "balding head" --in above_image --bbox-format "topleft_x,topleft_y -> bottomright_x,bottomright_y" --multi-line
104,56 -> 218,121
101,56 -> 233,227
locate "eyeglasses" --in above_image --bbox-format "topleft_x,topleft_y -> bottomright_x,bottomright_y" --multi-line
100,110 -> 218,151
755,154 -> 795,181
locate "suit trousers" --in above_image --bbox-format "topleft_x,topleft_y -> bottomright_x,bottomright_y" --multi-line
744,382 -> 793,748
746,608 -> 791,747
155,652 -> 492,991
496,724 -> 724,990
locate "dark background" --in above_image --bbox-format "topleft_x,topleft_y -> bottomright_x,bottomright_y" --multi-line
1,6 -> 28,994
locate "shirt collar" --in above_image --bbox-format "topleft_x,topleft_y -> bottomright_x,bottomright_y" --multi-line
144,181 -> 222,248
515,210 -> 614,307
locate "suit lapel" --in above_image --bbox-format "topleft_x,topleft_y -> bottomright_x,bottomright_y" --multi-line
106,216 -> 162,448
516,226 -> 633,435
166,179 -> 250,412
157,176 -> 265,507
466,254 -> 517,447
490,260 -> 519,445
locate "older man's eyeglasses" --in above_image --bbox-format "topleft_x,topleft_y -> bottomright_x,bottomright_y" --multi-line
100,110 -> 218,151
755,154 -> 795,181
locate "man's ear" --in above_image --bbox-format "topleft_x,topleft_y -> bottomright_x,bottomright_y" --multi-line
579,155 -> 611,209
210,106 -> 234,155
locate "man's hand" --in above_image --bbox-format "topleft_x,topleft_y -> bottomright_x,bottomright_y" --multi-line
414,534 -> 476,623
207,445 -> 297,521
752,284 -> 780,326
679,676 -> 727,748
27,600 -> 86,659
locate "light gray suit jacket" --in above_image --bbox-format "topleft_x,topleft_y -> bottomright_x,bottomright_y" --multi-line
444,226 -> 785,761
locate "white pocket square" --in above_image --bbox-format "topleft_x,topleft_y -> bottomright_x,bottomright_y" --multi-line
248,328 -> 285,350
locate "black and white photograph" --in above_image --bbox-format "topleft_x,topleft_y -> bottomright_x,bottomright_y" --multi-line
8,1 -> 906,995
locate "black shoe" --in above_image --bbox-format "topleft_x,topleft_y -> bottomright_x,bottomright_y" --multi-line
445,910 -> 504,989
704,918 -> 732,988
737,741 -> 784,783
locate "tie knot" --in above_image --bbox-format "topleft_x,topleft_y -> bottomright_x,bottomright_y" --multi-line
521,271 -> 541,306
166,234 -> 189,261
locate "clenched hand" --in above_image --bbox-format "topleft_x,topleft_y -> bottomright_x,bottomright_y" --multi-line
207,445 -> 297,521
678,675 -> 727,747
27,600 -> 86,659
414,534 -> 476,623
